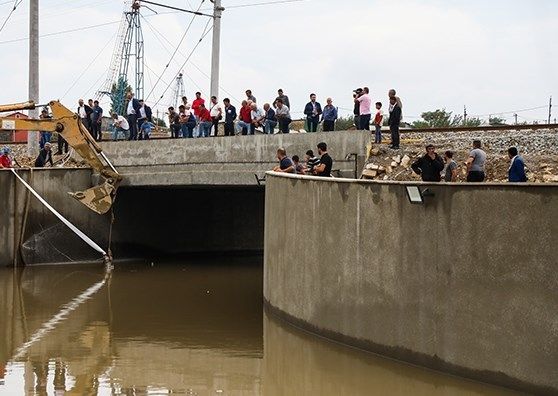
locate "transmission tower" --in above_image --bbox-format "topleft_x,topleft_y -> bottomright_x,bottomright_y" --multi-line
170,73 -> 185,110
97,1 -> 145,115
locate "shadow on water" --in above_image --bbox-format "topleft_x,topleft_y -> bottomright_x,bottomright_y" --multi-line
0,257 -> 521,395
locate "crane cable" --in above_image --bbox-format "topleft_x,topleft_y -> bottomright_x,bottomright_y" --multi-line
144,0 -> 206,101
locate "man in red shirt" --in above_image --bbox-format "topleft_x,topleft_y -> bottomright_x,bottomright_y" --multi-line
236,100 -> 253,135
0,147 -> 12,168
197,103 -> 213,137
191,92 -> 205,138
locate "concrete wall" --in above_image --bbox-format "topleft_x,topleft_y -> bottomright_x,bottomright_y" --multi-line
99,131 -> 370,186
263,173 -> 558,395
0,169 -> 109,266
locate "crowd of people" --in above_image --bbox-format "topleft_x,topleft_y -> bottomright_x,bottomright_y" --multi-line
410,140 -> 527,183
162,87 -> 404,142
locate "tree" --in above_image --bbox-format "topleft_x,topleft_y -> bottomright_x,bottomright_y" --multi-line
489,116 -> 506,126
412,109 -> 483,128
412,109 -> 461,128
110,77 -> 133,116
463,117 -> 483,127
153,117 -> 167,128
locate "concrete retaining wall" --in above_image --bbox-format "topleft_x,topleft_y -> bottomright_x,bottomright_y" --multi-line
263,173 -> 558,395
0,168 -> 109,266
99,131 -> 370,186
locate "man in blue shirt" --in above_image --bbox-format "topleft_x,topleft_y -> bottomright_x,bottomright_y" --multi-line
321,97 -> 338,132
272,147 -> 295,173
90,100 -> 103,141
223,98 -> 237,136
508,147 -> 527,182
263,103 -> 277,134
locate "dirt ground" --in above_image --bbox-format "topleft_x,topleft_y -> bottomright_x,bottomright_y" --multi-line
364,128 -> 558,183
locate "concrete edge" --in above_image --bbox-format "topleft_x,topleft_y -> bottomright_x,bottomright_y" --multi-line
265,171 -> 558,187
263,299 -> 554,396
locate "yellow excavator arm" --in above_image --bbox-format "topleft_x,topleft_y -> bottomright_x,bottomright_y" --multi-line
1,100 -> 122,214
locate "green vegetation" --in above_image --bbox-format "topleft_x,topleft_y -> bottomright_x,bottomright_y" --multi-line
411,109 -> 483,128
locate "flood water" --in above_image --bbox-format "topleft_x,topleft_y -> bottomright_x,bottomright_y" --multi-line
0,257 -> 520,395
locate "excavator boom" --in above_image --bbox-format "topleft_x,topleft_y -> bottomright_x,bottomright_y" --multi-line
1,100 -> 122,214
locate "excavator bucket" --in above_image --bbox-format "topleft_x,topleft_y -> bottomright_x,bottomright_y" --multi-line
68,178 -> 119,215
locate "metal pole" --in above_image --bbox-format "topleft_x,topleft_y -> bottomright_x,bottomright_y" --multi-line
210,0 -> 223,98
548,96 -> 552,125
27,0 -> 40,155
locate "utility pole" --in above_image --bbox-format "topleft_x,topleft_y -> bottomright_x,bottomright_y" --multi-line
514,113 -> 518,125
463,105 -> 467,125
548,96 -> 552,125
27,0 -> 40,155
210,0 -> 224,99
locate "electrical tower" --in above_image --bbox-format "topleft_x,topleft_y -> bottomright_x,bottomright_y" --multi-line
170,73 -> 185,110
97,1 -> 145,115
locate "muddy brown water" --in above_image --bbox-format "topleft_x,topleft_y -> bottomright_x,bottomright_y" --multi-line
0,257 -> 521,395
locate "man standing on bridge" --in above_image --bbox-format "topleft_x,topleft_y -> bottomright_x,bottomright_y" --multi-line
126,92 -> 141,140
388,96 -> 402,150
304,94 -> 322,132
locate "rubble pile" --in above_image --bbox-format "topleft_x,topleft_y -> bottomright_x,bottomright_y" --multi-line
3,144 -> 87,168
363,128 -> 558,183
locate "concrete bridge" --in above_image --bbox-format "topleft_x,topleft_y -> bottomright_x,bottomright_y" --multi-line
99,131 -> 371,186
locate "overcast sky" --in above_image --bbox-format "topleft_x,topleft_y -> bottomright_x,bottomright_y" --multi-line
0,0 -> 556,123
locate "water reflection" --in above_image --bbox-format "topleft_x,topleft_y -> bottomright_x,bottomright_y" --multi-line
0,258 -> 520,395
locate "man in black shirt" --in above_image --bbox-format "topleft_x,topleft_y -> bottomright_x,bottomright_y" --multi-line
35,142 -> 54,167
313,142 -> 333,177
411,144 -> 445,182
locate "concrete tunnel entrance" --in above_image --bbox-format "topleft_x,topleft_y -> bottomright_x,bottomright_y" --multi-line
109,186 -> 266,259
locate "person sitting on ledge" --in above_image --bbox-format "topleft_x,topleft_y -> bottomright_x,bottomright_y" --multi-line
273,148 -> 295,173
313,142 -> 333,177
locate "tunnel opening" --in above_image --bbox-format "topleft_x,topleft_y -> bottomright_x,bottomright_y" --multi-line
110,186 -> 266,260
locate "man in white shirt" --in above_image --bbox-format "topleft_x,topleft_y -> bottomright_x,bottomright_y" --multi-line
112,113 -> 130,141
209,96 -> 222,136
250,103 -> 265,132
77,99 -> 92,131
126,92 -> 140,140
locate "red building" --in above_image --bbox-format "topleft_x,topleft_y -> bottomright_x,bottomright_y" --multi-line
0,112 -> 29,143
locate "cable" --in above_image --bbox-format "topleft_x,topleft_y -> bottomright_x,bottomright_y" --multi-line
60,29 -> 117,100
470,105 -> 548,118
0,20 -> 121,44
142,14 -> 239,102
153,19 -> 213,107
144,0 -> 205,101
0,0 -> 23,34
200,0 -> 307,10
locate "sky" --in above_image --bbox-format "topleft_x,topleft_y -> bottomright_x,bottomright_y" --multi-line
0,0 -> 556,123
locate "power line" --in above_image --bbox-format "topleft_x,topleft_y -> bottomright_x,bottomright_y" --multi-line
144,0 -> 206,101
0,19 -> 121,44
60,29 -> 118,100
153,19 -> 213,106
201,0 -> 307,10
0,0 -> 23,34
470,105 -> 548,118
142,13 -> 240,102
